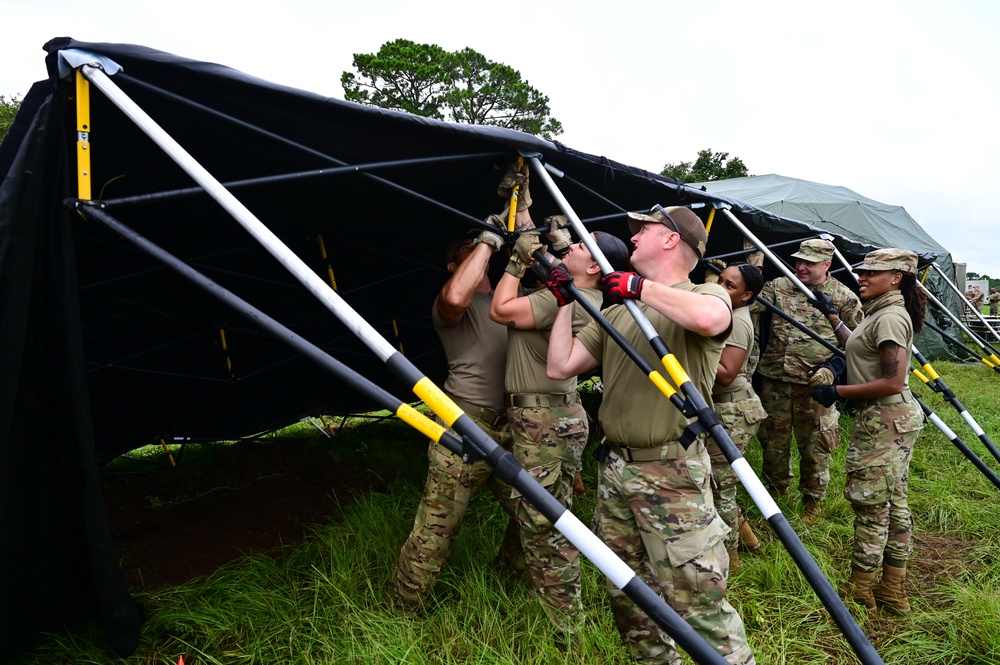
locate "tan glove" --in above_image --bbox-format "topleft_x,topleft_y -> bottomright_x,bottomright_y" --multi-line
473,229 -> 504,253
807,366 -> 835,389
505,233 -> 545,279
704,259 -> 726,284
544,215 -> 573,256
743,238 -> 764,268
498,162 -> 531,211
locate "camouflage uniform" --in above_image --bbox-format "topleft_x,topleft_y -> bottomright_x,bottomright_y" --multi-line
503,287 -> 603,642
989,289 -> 1000,316
577,286 -> 755,665
843,288 -> 923,572
709,307 -> 767,552
389,292 -> 518,606
754,274 -> 862,500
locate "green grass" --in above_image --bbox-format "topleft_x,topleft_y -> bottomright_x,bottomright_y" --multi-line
17,362 -> 1000,664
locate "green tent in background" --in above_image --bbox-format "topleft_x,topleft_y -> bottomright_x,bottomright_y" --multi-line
694,173 -> 962,361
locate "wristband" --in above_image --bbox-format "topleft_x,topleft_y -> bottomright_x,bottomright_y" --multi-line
834,321 -> 845,334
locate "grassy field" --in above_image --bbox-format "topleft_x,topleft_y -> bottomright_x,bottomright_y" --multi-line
16,361 -> 1000,664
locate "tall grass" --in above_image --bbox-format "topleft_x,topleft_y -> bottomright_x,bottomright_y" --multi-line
17,362 -> 1000,664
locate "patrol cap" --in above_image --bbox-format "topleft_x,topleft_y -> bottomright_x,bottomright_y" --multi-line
626,205 -> 707,258
854,248 -> 918,275
790,239 -> 835,263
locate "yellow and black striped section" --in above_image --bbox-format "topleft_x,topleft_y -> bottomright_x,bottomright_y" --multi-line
396,402 -> 448,442
506,156 -> 524,232
705,207 -> 717,234
75,70 -> 92,200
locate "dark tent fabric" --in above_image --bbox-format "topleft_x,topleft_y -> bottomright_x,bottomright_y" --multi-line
694,174 -> 963,360
0,38 -> 944,658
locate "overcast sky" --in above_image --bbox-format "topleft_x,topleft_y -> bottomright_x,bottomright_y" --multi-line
5,0 -> 999,278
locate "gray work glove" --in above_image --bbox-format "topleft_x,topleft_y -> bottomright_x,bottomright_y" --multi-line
505,233 -> 545,279
474,229 -> 504,253
498,162 -> 531,211
544,215 -> 573,257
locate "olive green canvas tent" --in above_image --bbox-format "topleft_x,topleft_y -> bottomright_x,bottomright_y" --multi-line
695,173 -> 962,359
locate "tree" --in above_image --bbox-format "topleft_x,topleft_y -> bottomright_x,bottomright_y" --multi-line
0,94 -> 22,143
342,40 -> 563,139
660,148 -> 749,183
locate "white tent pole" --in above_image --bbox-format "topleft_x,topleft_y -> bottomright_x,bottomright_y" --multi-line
79,64 -> 398,362
719,209 -> 816,298
929,263 -> 1000,343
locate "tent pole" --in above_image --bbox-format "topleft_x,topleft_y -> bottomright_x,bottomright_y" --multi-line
929,263 -> 1000,349
74,67 -> 730,664
918,281 -> 1000,359
73,199 -> 731,665
99,152 -> 507,211
925,319 -> 1000,372
531,167 -> 885,665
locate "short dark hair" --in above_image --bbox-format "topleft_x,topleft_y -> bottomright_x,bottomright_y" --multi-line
593,231 -> 631,272
728,261 -> 764,304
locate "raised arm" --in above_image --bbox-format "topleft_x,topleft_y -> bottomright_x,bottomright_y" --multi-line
546,303 -> 599,380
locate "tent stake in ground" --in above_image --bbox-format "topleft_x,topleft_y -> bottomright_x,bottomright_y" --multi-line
530,169 -> 885,665
70,60 -> 734,665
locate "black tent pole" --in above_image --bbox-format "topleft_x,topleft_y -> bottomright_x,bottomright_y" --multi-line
531,162 -> 885,665
71,200 -> 730,665
924,319 -> 1000,373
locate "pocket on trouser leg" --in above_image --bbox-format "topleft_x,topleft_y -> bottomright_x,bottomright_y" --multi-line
844,465 -> 893,506
817,409 -> 840,453
509,459 -> 563,530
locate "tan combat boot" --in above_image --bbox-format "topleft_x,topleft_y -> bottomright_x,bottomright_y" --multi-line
802,497 -> 822,523
738,516 -> 761,552
728,548 -> 741,575
839,568 -> 877,610
873,564 -> 910,613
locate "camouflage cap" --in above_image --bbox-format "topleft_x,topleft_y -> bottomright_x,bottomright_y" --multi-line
790,239 -> 835,263
854,248 -> 918,275
626,205 -> 708,258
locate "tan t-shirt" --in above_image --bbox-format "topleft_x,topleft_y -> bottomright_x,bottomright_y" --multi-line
845,291 -> 912,387
713,305 -> 753,398
505,287 -> 603,395
576,281 -> 732,447
432,291 -> 507,410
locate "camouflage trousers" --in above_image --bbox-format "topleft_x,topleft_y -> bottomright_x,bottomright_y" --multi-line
758,377 -> 839,500
709,395 -> 768,550
388,412 -> 519,606
595,439 -> 755,665
504,402 -> 589,640
844,401 -> 923,572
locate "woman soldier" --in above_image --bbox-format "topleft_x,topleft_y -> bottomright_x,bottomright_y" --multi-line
811,248 -> 926,614
707,261 -> 768,573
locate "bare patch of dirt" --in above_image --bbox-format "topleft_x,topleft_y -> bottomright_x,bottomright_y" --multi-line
100,436 -> 390,591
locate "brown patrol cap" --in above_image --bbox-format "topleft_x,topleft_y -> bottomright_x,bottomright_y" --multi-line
626,205 -> 708,258
790,239 -> 835,263
854,248 -> 918,275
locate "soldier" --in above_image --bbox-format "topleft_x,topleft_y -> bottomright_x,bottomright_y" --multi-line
707,261 -> 767,573
989,287 -> 1000,317
969,285 -> 985,313
386,163 -> 530,610
810,248 -> 926,614
546,206 -> 755,665
754,239 -> 863,519
490,215 -> 629,651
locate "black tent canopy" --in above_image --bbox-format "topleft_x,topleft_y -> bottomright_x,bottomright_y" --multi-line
0,37 -> 944,658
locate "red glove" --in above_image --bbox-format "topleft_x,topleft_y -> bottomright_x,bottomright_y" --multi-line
546,265 -> 576,307
603,271 -> 644,303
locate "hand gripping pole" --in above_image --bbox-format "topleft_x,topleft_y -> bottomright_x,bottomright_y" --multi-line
75,66 -> 729,664
533,164 -> 884,665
